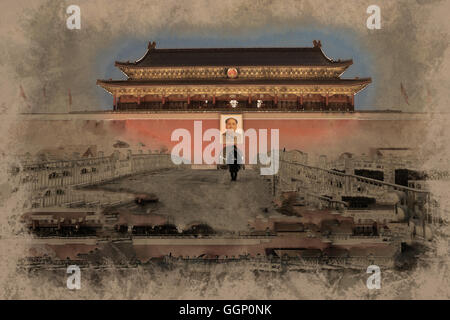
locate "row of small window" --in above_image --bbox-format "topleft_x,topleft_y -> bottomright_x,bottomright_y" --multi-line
48,171 -> 71,179
48,167 -> 99,178
80,167 -> 97,174
44,189 -> 65,196
330,181 -> 344,188
354,163 -> 383,169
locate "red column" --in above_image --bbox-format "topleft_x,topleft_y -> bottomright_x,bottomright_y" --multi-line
274,94 -> 278,106
113,94 -> 117,110
162,96 -> 165,105
248,95 -> 252,105
351,94 -> 354,109
213,95 -> 216,105
187,95 -> 190,105
300,94 -> 303,107
137,95 -> 141,105
326,93 -> 329,107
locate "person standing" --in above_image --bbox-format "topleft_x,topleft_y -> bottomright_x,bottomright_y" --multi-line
226,145 -> 242,181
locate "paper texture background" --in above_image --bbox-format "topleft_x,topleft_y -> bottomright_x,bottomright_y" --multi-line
0,0 -> 449,299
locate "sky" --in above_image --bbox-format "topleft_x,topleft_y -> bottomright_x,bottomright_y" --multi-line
2,0 -> 448,114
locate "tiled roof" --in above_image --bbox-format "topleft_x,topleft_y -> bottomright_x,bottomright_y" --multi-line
116,42 -> 353,68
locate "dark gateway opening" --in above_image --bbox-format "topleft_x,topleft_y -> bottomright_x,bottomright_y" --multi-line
395,169 -> 427,187
354,169 -> 384,181
342,196 -> 376,209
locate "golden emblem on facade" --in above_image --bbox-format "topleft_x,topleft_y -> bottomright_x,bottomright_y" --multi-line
227,68 -> 238,79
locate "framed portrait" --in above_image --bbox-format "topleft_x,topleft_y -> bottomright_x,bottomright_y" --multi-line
220,114 -> 244,144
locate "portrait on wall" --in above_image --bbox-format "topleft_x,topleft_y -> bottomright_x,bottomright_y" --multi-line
220,114 -> 244,145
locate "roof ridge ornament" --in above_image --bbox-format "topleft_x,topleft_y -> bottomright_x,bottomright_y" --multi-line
148,41 -> 156,50
313,40 -> 322,48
